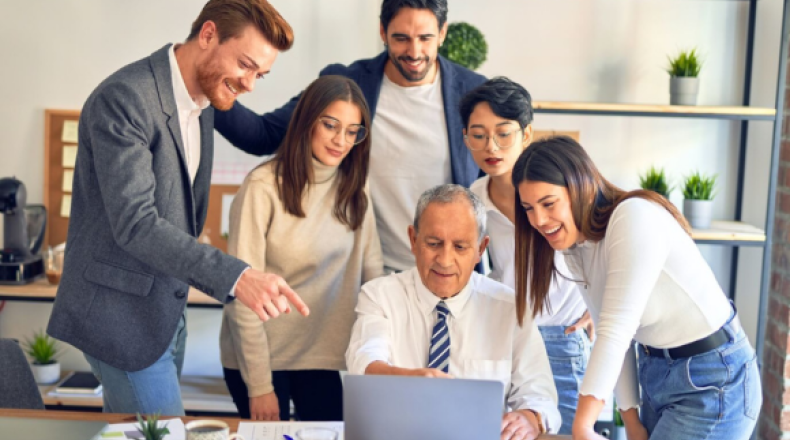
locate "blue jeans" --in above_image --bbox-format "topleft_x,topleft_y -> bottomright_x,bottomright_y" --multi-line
84,313 -> 187,415
638,315 -> 761,439
539,326 -> 591,435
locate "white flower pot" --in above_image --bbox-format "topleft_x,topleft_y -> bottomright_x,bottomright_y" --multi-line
31,362 -> 60,384
683,199 -> 714,229
670,77 -> 699,105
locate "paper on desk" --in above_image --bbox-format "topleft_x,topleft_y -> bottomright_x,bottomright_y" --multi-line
101,418 -> 185,440
238,422 -> 344,440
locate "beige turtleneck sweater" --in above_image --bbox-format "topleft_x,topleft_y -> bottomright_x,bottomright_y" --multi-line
219,158 -> 384,397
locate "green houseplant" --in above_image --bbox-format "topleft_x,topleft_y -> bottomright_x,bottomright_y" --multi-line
136,413 -> 170,440
667,48 -> 703,105
639,166 -> 672,198
438,22 -> 488,71
23,330 -> 61,384
682,171 -> 717,229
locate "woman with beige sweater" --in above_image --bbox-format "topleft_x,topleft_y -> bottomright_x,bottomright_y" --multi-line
220,75 -> 384,422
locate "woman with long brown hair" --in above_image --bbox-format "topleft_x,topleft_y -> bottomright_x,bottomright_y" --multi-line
219,75 -> 383,422
512,136 -> 760,440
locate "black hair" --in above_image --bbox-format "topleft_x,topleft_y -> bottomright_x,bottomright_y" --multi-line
459,76 -> 533,129
380,0 -> 448,32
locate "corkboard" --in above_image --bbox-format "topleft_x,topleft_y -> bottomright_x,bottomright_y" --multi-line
202,184 -> 240,254
43,108 -> 240,254
43,109 -> 81,248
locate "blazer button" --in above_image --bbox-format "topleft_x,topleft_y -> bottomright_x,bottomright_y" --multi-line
175,289 -> 187,299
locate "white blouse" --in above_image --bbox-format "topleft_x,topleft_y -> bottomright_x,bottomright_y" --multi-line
561,198 -> 731,410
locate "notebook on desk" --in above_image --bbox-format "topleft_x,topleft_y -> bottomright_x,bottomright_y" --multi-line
54,371 -> 103,394
344,375 -> 503,440
0,417 -> 107,440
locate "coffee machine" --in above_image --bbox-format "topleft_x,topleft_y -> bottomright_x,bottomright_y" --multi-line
0,177 -> 46,284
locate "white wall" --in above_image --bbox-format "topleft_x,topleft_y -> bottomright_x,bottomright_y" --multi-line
0,0 -> 782,376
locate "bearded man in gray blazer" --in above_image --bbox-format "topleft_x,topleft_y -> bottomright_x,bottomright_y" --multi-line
46,0 -> 308,416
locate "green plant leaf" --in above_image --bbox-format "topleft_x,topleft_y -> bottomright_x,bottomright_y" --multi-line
682,171 -> 717,200
639,166 -> 672,197
438,22 -> 488,71
23,329 -> 59,364
667,48 -> 702,77
136,413 -> 170,440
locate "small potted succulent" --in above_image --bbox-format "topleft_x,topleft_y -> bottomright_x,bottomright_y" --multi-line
667,48 -> 703,105
438,22 -> 488,71
682,171 -> 717,229
639,166 -> 672,198
24,330 -> 61,384
136,413 -> 170,440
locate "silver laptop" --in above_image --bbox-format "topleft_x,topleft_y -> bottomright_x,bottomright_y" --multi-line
344,375 -> 503,440
0,417 -> 107,440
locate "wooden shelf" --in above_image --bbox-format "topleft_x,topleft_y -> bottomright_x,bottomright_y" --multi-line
39,373 -> 235,413
533,101 -> 776,120
0,279 -> 222,308
691,220 -> 766,245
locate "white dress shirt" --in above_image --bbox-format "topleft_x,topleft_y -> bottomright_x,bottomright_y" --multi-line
168,44 -> 245,295
168,44 -> 209,184
471,176 -> 587,326
562,198 -> 732,410
369,72 -> 452,272
346,268 -> 561,433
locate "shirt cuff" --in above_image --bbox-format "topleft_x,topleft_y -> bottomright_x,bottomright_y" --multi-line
228,267 -> 250,298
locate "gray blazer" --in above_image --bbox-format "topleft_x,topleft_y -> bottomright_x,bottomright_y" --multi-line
47,45 -> 249,372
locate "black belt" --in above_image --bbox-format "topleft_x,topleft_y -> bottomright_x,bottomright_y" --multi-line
642,326 -> 730,359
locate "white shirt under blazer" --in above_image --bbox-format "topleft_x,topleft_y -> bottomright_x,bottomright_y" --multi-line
346,268 -> 561,432
561,198 -> 732,410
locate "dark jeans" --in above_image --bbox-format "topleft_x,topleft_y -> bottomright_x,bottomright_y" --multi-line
223,368 -> 343,421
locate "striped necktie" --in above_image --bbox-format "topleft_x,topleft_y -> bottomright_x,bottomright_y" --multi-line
427,301 -> 451,373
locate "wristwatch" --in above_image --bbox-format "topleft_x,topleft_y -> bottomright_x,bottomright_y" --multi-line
527,410 -> 546,434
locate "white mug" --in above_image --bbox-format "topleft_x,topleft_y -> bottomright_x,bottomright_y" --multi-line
185,420 -> 244,440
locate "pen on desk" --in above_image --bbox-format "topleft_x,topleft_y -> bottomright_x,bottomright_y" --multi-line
283,435 -> 294,440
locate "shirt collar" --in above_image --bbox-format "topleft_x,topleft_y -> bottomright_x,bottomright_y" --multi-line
476,175 -> 512,223
168,44 -> 209,113
411,267 -> 475,318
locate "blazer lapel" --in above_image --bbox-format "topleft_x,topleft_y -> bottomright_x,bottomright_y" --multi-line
438,55 -> 468,186
150,44 -> 198,235
359,51 -> 389,118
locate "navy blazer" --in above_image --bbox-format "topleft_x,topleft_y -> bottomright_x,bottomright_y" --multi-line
215,51 -> 487,188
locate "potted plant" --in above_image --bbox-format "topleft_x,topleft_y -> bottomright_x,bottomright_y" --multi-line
682,171 -> 717,229
23,329 -> 61,384
639,166 -> 672,198
667,48 -> 703,105
136,413 -> 170,440
438,22 -> 488,71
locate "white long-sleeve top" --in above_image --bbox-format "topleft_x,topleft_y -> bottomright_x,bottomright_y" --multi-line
561,198 -> 731,410
471,176 -> 587,326
346,268 -> 561,433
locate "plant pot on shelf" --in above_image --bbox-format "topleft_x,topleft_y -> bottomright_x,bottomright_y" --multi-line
31,361 -> 60,384
670,77 -> 699,105
683,199 -> 713,229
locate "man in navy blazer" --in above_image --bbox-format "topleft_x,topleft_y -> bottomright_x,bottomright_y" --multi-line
215,0 -> 486,273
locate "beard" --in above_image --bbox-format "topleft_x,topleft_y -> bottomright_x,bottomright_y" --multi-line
196,60 -> 241,111
387,48 -> 434,83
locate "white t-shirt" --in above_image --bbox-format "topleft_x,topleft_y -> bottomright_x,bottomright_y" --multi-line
562,198 -> 732,410
370,71 -> 452,272
471,176 -> 587,326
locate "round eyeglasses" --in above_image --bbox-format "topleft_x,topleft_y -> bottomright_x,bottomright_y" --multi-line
317,116 -> 368,146
463,126 -> 524,151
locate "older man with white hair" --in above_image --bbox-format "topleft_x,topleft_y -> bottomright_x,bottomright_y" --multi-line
346,184 -> 560,440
